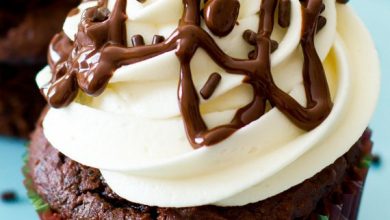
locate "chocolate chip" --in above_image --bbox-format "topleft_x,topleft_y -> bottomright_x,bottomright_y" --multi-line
1,191 -> 17,202
371,154 -> 382,167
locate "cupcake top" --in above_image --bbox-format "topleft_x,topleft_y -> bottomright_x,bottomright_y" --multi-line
36,0 -> 380,207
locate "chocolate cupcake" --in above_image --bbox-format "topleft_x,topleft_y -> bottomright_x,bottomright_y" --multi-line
25,124 -> 374,219
0,0 -> 80,138
27,0 -> 380,219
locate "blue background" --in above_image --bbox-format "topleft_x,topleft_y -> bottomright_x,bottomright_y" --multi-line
0,1 -> 389,219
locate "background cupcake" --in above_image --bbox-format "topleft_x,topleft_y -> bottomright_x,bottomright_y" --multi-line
0,0 -> 80,138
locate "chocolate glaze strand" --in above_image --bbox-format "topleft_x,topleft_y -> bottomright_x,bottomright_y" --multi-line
46,0 -> 127,107
45,0 -> 334,148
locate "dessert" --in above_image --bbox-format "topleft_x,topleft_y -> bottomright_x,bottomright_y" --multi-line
0,0 -> 80,137
26,0 -> 380,219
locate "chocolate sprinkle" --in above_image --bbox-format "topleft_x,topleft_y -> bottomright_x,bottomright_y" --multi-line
200,72 -> 222,99
152,35 -> 165,44
278,0 -> 291,28
131,35 -> 145,47
45,0 -> 333,148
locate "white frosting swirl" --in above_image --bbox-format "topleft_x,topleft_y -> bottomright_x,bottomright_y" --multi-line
36,0 -> 380,207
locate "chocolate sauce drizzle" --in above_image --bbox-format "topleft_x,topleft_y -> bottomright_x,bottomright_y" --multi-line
46,0 -> 339,149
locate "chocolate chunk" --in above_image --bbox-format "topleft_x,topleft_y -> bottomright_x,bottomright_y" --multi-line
203,0 -> 240,37
371,154 -> 382,167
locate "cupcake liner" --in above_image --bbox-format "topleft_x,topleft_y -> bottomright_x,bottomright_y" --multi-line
310,129 -> 373,220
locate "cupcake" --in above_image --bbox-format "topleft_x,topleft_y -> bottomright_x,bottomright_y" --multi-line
0,0 -> 80,138
26,0 -> 380,219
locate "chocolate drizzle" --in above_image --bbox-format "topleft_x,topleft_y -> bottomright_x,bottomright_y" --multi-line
47,0 -> 127,107
46,0 -> 335,148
